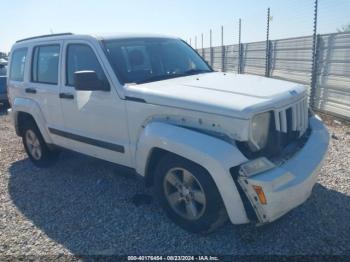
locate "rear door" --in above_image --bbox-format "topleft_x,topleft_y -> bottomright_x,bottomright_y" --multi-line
25,41 -> 65,144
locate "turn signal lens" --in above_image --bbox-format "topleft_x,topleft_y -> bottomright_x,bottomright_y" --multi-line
252,185 -> 267,205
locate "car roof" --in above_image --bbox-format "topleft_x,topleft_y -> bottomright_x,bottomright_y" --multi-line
98,33 -> 178,41
14,32 -> 179,46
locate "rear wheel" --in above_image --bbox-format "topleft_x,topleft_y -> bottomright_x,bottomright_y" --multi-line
154,154 -> 228,234
22,120 -> 60,167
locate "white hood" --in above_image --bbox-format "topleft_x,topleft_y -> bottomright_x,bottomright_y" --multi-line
124,72 -> 307,119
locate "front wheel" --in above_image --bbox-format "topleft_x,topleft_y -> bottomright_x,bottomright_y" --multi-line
154,154 -> 228,234
22,120 -> 60,168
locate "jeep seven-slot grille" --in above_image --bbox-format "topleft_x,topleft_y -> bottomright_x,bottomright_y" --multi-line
274,97 -> 309,137
236,97 -> 310,159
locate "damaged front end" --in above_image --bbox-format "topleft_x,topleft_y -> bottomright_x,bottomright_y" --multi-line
232,116 -> 329,225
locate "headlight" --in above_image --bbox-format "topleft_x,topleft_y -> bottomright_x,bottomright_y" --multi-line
248,112 -> 271,152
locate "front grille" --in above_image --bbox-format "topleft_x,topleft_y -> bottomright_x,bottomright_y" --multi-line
274,97 -> 309,137
237,97 -> 310,159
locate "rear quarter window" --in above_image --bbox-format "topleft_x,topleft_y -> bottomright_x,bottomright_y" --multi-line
9,48 -> 28,81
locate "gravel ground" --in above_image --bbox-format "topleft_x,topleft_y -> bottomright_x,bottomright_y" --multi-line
0,106 -> 350,257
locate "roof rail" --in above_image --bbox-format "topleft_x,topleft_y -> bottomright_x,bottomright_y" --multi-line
16,33 -> 74,43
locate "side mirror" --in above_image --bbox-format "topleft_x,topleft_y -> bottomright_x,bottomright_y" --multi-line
73,70 -> 110,91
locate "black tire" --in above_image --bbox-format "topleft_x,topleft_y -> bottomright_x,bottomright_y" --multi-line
22,119 -> 60,168
154,154 -> 228,234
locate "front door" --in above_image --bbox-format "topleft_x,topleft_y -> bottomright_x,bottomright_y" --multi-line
56,40 -> 131,166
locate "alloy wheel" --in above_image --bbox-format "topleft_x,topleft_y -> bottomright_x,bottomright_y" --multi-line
163,167 -> 206,220
25,129 -> 42,160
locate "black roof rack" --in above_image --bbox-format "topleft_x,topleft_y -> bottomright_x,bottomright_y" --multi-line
16,33 -> 74,43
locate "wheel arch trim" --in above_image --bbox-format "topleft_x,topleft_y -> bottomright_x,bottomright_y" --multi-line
12,97 -> 53,144
135,121 -> 250,224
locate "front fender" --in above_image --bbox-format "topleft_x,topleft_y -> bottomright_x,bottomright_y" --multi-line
135,121 -> 250,224
12,97 -> 52,144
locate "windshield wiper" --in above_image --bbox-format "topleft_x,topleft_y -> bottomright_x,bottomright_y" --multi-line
136,69 -> 212,84
137,73 -> 185,84
183,69 -> 212,75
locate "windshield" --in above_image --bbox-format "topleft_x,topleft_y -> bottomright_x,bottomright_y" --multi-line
102,38 -> 212,84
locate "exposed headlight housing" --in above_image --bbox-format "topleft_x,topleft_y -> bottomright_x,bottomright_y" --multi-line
239,157 -> 275,177
248,112 -> 271,152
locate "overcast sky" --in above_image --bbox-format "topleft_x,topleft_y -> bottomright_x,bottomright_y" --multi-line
1,0 -> 349,51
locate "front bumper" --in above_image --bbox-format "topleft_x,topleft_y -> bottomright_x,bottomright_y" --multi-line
238,116 -> 329,224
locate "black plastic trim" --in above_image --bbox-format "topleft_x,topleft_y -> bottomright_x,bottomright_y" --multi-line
229,166 -> 259,223
25,88 -> 37,94
48,128 -> 125,153
124,96 -> 146,103
59,93 -> 74,100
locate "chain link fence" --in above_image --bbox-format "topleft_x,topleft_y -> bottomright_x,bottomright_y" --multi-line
193,0 -> 350,120
196,31 -> 350,120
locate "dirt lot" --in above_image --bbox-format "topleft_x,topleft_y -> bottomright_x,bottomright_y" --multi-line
0,107 -> 350,257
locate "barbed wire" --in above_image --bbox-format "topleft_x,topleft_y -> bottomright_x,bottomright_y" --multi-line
189,0 -> 350,49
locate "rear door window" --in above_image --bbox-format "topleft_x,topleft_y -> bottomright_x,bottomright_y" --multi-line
32,45 -> 60,85
9,48 -> 28,81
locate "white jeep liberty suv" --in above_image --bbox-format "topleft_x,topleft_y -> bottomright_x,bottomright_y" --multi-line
7,33 -> 329,233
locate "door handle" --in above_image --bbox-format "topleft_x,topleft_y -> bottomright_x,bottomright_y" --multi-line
25,88 -> 37,94
59,93 -> 74,100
